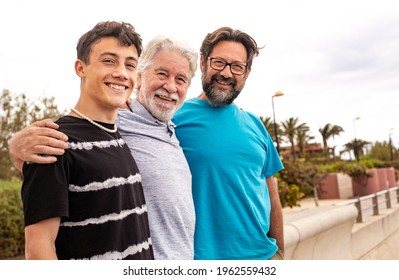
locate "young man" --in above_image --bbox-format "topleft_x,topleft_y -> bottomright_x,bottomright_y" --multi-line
172,27 -> 284,260
20,21 -> 153,259
8,36 -> 197,260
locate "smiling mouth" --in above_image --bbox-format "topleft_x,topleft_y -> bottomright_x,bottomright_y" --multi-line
213,75 -> 235,88
216,79 -> 232,86
107,83 -> 128,91
157,94 -> 176,102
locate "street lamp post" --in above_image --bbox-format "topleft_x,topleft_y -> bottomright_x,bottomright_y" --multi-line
353,116 -> 361,162
272,91 -> 284,154
353,116 -> 361,140
389,128 -> 394,161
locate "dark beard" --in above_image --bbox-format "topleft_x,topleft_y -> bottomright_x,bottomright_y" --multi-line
201,73 -> 242,107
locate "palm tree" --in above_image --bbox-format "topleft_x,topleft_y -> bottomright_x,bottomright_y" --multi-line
260,116 -> 282,148
344,139 -> 370,162
281,117 -> 307,159
296,126 -> 315,157
319,123 -> 344,159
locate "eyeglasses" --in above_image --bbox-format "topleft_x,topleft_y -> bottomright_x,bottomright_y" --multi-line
207,57 -> 247,75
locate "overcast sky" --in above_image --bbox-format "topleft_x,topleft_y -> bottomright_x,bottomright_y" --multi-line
1,0 -> 398,153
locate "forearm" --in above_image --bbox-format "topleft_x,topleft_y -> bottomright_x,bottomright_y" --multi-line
269,196 -> 284,251
266,177 -> 284,252
25,238 -> 58,260
24,217 -> 60,260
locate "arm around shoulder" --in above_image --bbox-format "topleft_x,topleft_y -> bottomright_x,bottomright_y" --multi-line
8,119 -> 69,172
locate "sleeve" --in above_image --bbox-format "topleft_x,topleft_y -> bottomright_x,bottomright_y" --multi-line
263,131 -> 284,178
22,156 -> 70,226
250,115 -> 283,178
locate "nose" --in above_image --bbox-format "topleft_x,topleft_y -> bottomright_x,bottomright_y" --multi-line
162,78 -> 177,93
112,65 -> 129,80
219,64 -> 234,78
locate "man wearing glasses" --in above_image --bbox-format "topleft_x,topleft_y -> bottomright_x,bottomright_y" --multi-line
173,27 -> 284,260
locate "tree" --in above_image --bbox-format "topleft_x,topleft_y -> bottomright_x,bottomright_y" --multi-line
281,117 -> 307,159
260,115 -> 283,148
369,141 -> 396,161
278,159 -> 324,207
0,89 -> 65,179
344,139 -> 370,162
319,123 -> 344,159
296,125 -> 314,157
260,116 -> 274,136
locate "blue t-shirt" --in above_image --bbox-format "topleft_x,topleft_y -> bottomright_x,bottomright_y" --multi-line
173,98 -> 283,260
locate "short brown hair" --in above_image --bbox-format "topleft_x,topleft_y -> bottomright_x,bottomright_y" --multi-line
76,21 -> 142,64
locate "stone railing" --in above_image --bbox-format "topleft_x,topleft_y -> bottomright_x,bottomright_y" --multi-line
284,191 -> 399,259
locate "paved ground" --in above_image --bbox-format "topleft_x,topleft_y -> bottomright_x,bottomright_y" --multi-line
282,197 -> 353,215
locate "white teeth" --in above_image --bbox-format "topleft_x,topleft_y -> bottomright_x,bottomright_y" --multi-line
158,95 -> 174,101
216,80 -> 230,86
109,84 -> 125,90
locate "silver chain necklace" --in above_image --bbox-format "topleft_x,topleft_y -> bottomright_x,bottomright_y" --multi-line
70,108 -> 117,133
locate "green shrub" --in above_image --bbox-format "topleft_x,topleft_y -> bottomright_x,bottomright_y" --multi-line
0,179 -> 24,259
335,162 -> 373,180
278,159 -> 326,198
358,157 -> 385,168
278,181 -> 304,208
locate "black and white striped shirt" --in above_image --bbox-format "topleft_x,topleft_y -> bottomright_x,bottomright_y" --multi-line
22,116 -> 154,260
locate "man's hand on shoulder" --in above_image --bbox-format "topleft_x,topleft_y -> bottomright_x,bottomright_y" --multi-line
8,119 -> 69,172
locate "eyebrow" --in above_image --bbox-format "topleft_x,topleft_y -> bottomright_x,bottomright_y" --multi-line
212,56 -> 246,64
155,66 -> 189,80
100,52 -> 138,62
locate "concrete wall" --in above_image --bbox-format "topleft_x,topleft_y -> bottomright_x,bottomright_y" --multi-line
320,168 -> 397,199
384,167 -> 396,188
284,202 -> 399,259
376,168 -> 389,191
319,173 -> 340,199
337,173 -> 354,198
320,173 -> 353,199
